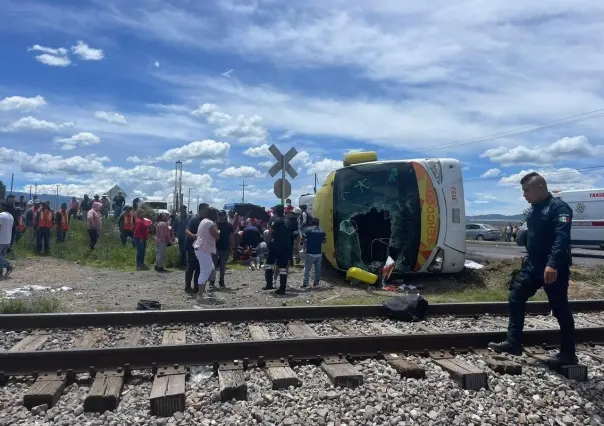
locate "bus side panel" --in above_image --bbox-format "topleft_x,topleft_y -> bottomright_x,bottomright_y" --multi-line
312,172 -> 337,268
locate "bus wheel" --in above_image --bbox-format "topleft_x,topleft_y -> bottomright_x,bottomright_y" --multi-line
476,235 -> 484,241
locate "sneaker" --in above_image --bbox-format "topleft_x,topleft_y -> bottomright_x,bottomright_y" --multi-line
209,281 -> 216,288
185,287 -> 195,294
274,287 -> 286,295
487,341 -> 522,356
262,285 -> 275,290
219,281 -> 226,288
301,284 -> 309,289
5,265 -> 14,277
313,282 -> 320,287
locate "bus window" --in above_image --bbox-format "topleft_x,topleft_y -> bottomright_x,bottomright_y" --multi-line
333,162 -> 422,273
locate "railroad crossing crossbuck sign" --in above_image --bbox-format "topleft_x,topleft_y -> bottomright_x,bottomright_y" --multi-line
268,144 -> 298,202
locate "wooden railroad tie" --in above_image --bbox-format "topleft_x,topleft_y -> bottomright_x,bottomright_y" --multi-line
210,325 -> 248,402
367,322 -> 425,379
248,325 -> 301,390
474,349 -> 521,375
84,328 -> 142,413
287,322 -> 363,387
149,329 -> 187,417
429,349 -> 488,391
23,330 -> 103,409
524,346 -> 588,382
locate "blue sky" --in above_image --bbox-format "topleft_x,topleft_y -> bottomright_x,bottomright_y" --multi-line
1,0 -> 604,215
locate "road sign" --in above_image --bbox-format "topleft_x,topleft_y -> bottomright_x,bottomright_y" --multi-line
268,145 -> 298,179
274,178 -> 291,199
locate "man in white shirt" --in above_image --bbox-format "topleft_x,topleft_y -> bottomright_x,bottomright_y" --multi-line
0,202 -> 15,277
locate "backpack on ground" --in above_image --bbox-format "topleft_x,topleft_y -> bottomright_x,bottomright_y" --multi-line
136,300 -> 162,310
382,294 -> 429,321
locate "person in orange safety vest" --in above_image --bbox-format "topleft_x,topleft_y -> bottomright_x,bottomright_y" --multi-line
34,201 -> 54,254
55,202 -> 69,243
118,205 -> 135,247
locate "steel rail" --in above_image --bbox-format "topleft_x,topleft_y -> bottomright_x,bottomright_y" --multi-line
1,300 -> 604,330
1,327 -> 603,376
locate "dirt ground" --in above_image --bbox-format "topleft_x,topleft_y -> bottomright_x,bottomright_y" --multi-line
1,256 -> 603,312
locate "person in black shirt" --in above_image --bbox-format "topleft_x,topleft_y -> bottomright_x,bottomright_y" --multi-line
183,203 -> 209,293
264,205 -> 291,294
240,222 -> 262,270
215,210 -> 234,287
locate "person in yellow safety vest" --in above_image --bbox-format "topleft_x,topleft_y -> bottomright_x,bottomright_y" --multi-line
35,201 -> 54,254
55,202 -> 69,243
118,205 -> 136,247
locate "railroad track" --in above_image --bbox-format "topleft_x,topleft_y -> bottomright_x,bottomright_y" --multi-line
1,302 -> 604,425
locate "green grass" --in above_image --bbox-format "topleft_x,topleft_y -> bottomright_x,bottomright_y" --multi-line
0,297 -> 63,314
11,220 -> 182,271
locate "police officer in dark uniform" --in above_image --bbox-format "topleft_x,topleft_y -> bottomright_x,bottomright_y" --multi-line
264,204 -> 291,295
489,172 -> 577,366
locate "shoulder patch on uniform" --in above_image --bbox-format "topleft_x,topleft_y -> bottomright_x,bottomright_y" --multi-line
558,214 -> 571,223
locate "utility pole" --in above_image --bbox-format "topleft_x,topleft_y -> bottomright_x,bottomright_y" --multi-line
56,185 -> 60,210
196,195 -> 200,211
188,188 -> 191,210
29,185 -> 32,200
314,174 -> 317,193
34,183 -> 37,198
239,180 -> 247,203
9,173 -> 14,195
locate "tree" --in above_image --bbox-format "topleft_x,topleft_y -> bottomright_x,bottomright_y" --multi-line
0,180 -> 5,201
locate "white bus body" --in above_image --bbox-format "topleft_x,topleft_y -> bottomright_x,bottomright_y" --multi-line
554,188 -> 604,248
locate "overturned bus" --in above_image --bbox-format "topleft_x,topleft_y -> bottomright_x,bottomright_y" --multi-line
311,152 -> 466,274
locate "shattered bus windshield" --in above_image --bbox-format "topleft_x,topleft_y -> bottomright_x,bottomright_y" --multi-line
333,162 -> 422,274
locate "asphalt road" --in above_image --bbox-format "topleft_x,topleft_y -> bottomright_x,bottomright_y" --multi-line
466,242 -> 604,267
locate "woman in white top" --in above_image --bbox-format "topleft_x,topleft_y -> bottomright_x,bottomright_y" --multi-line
193,208 -> 220,300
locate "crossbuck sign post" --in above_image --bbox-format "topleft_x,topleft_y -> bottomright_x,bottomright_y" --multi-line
268,144 -> 298,205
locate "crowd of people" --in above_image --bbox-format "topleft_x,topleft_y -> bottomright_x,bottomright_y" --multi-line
0,193 -> 327,300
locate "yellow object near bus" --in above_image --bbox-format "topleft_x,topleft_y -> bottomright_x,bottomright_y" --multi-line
345,267 -> 378,285
306,152 -> 467,275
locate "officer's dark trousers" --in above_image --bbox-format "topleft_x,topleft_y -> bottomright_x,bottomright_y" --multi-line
36,228 -> 51,253
507,264 -> 575,355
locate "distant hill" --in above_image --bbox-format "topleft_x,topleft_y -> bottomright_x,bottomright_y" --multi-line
467,213 -> 525,222
7,191 -> 74,209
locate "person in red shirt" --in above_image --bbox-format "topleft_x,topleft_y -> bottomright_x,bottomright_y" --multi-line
133,209 -> 150,270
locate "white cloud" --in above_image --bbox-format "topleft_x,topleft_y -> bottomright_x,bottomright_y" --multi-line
154,61 -> 160,68
219,166 -> 264,178
0,147 -> 108,175
34,53 -> 71,67
28,44 -> 68,56
306,158 -> 342,179
0,116 -> 74,132
208,167 -> 222,173
157,139 -> 231,162
0,95 -> 46,111
94,111 -> 128,125
126,156 -> 156,164
481,136 -> 602,166
71,41 -> 104,60
481,168 -> 501,178
53,132 -> 101,150
201,158 -> 226,167
243,144 -> 271,158
192,103 -> 268,143
499,168 -> 598,191
257,160 -> 274,168
279,130 -> 294,140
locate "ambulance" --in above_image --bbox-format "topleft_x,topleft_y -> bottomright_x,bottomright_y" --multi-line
553,189 -> 604,248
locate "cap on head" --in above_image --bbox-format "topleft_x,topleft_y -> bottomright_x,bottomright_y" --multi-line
218,210 -> 226,216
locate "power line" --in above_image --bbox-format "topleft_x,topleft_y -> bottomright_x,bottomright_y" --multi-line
432,108 -> 604,151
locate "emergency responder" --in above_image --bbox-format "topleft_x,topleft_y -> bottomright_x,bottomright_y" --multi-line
488,172 -> 577,366
55,202 -> 69,243
35,201 -> 54,254
264,204 -> 291,294
118,205 -> 136,247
